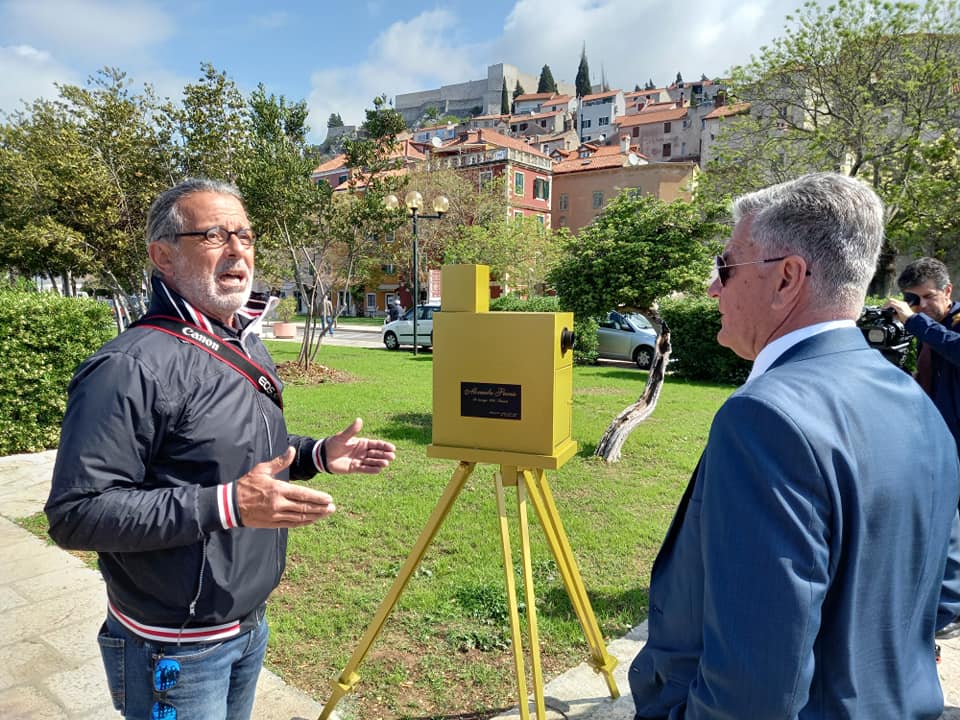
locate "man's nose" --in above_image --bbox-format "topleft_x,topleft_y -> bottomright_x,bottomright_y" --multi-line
708,276 -> 722,298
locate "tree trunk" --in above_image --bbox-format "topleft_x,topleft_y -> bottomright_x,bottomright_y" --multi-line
594,319 -> 671,463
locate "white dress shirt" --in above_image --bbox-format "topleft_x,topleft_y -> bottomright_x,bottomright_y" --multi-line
745,320 -> 856,384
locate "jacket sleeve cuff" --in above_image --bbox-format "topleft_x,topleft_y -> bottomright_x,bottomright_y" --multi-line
215,481 -> 242,529
312,438 -> 333,474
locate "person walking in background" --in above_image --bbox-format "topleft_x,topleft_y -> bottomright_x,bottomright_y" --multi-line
629,173 -> 959,720
323,294 -> 335,336
45,178 -> 396,720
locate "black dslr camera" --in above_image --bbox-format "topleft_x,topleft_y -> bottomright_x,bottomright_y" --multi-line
857,306 -> 911,367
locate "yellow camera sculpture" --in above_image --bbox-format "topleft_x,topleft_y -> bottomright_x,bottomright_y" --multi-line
319,265 -> 618,720
428,263 -> 578,467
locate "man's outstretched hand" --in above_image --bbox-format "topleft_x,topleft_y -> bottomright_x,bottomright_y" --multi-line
325,418 -> 396,474
237,447 -> 336,528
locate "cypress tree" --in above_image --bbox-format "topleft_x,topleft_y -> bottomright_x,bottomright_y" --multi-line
537,65 -> 558,94
513,79 -> 525,100
501,77 -> 509,114
575,45 -> 592,97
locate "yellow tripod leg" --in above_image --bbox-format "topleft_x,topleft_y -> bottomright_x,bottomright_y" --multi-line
523,469 -> 619,699
514,468 -> 547,719
495,467 -> 531,720
317,461 -> 477,720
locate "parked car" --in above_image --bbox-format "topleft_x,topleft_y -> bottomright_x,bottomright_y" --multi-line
597,311 -> 658,368
382,304 -> 441,350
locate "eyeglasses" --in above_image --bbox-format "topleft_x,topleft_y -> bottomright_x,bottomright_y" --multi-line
171,226 -> 256,249
714,255 -> 810,286
151,656 -> 180,719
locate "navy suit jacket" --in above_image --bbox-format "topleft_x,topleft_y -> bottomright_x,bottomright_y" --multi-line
630,327 -> 959,719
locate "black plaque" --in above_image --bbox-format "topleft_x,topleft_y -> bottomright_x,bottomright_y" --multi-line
460,382 -> 522,420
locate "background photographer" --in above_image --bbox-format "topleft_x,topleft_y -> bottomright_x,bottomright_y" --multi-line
886,256 -> 960,639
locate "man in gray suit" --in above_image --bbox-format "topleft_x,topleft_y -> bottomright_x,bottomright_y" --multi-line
629,173 -> 959,719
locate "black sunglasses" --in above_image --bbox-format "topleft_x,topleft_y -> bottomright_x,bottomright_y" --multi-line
714,255 -> 811,286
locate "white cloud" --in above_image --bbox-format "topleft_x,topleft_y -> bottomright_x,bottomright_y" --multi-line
307,9 -> 481,142
0,0 -> 173,61
494,0 -> 805,89
0,44 -> 79,115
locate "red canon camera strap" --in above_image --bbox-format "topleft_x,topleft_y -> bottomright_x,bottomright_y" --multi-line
133,315 -> 283,410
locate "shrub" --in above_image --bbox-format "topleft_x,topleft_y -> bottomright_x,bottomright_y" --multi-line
489,293 -> 560,312
275,296 -> 298,322
659,295 -> 750,384
0,291 -> 114,454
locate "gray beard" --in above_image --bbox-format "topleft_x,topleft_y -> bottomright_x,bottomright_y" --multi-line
172,256 -> 253,322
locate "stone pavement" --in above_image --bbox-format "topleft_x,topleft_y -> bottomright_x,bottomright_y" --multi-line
2,450 -> 960,720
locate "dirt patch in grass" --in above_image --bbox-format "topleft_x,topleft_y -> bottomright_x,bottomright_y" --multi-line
277,361 -> 355,385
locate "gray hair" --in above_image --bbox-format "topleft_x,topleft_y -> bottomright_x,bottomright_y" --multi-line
897,257 -> 951,291
145,178 -> 244,246
732,172 -> 885,313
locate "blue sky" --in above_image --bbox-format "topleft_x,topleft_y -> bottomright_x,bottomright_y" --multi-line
0,0 -> 811,143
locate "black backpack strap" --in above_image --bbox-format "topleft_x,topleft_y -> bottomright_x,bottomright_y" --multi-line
132,315 -> 283,409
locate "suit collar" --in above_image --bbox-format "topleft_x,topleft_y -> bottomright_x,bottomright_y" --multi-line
768,326 -> 868,372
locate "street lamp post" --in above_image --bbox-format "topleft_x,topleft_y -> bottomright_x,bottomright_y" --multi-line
384,190 -> 448,355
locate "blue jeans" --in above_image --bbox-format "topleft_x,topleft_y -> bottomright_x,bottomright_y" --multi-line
97,610 -> 268,720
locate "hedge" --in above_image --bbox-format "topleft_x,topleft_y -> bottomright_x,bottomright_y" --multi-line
659,295 -> 751,384
0,291 -> 113,455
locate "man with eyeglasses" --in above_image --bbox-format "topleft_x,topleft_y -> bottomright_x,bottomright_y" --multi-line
629,173 -> 958,720
45,178 -> 397,720
886,257 -> 960,641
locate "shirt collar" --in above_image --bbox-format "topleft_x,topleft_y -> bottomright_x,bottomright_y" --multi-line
746,319 -> 856,384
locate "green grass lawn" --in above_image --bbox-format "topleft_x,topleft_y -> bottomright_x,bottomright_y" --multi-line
265,343 -> 733,719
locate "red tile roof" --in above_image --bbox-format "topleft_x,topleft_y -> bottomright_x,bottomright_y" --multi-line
616,107 -> 688,128
509,110 -> 562,123
580,89 -> 621,102
552,150 -> 648,174
703,102 -> 751,120
312,154 -> 347,174
514,92 -> 556,102
433,129 -> 552,160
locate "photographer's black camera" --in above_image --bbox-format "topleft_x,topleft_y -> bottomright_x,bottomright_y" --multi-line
857,306 -> 911,367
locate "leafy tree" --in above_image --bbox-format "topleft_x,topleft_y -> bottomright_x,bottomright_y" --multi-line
501,78 -> 510,114
237,85 -> 333,368
169,63 -> 249,182
645,79 -> 656,90
575,45 -> 592,97
700,0 -> 960,293
550,192 -> 726,461
537,65 -> 558,94
513,80 -> 525,101
634,83 -> 642,92
327,112 -> 344,128
0,68 -> 174,325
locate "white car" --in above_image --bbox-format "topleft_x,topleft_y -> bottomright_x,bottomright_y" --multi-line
597,311 -> 658,368
382,304 -> 440,350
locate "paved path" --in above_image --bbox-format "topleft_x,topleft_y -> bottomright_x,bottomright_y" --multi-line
3,450 -> 960,719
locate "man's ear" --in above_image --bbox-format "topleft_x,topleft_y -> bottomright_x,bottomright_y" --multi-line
147,241 -> 175,277
771,255 -> 809,309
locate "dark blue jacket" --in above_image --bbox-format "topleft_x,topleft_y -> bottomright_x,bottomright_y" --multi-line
45,278 -> 321,639
629,328 -> 958,719
906,301 -> 960,451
